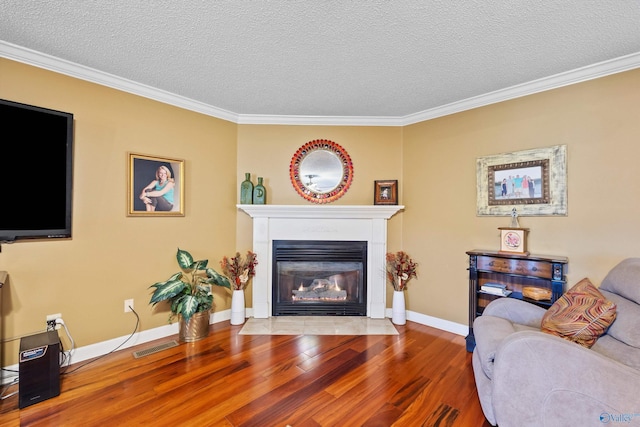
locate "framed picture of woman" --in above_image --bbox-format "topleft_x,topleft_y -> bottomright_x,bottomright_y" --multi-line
127,153 -> 185,216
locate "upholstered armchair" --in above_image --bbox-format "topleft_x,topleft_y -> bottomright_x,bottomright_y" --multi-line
472,258 -> 640,427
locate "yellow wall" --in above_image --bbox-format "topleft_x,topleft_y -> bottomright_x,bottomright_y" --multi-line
1,57 -> 639,367
0,59 -> 238,366
402,69 -> 640,324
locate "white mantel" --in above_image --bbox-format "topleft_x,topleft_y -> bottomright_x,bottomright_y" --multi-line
238,204 -> 404,319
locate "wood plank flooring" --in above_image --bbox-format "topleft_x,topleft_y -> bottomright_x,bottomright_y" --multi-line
0,320 -> 491,427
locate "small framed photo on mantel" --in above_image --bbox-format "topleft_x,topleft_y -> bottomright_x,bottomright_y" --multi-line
498,227 -> 529,255
374,180 -> 398,205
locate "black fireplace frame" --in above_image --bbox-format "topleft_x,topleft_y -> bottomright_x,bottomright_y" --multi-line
272,240 -> 367,316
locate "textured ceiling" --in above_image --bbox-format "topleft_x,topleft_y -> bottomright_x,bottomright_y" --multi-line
1,1 -> 640,122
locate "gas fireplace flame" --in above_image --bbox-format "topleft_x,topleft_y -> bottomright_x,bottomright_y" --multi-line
292,277 -> 347,301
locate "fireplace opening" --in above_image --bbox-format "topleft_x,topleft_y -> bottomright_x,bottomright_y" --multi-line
272,240 -> 367,316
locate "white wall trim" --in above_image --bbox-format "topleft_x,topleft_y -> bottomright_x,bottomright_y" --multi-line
0,41 -> 239,123
1,309 -> 230,386
2,40 -> 639,127
401,51 -> 640,125
405,310 -> 468,337
383,308 -> 467,336
236,114 -> 405,127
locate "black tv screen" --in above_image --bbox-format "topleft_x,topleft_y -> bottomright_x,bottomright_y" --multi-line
0,99 -> 74,242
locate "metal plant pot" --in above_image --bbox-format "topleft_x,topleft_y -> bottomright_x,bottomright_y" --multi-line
178,310 -> 210,342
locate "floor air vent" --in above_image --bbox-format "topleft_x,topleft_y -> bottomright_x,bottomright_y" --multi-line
133,340 -> 179,358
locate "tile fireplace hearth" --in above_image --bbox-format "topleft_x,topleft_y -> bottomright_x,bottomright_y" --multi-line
238,205 -> 404,319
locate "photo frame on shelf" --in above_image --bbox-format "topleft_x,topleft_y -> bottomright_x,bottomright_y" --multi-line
498,227 -> 529,255
374,180 -> 398,205
127,153 -> 184,217
476,145 -> 567,216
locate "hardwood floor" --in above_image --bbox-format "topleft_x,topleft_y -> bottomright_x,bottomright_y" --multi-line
1,320 -> 491,427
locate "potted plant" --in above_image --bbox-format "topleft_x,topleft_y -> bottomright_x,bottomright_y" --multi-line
149,248 -> 231,341
386,251 -> 418,325
220,251 -> 258,325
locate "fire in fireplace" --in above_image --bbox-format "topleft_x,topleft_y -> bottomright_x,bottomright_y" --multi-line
272,240 -> 367,316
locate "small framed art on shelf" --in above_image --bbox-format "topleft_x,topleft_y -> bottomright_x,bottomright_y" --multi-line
498,227 -> 529,255
374,180 -> 398,205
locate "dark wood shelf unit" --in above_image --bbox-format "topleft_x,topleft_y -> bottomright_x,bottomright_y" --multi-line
465,249 -> 568,352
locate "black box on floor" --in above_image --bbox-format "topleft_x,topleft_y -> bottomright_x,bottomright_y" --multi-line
19,331 -> 61,409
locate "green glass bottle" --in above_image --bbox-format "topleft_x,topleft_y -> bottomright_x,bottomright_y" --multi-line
253,176 -> 266,204
240,173 -> 253,204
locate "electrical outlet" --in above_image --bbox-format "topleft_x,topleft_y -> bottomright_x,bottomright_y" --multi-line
46,313 -> 62,330
124,299 -> 134,313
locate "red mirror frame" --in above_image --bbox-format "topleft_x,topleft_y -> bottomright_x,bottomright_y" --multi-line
289,139 -> 354,204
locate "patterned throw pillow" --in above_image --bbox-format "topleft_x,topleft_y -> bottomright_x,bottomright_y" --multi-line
541,278 -> 617,348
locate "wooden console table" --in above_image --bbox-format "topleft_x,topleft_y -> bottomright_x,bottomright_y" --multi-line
465,250 -> 568,352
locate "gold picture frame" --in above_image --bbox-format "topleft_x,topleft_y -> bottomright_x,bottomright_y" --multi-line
477,145 -> 567,216
374,180 -> 398,205
127,153 -> 184,216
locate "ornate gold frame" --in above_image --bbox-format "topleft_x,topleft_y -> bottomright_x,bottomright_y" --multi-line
477,145 -> 567,216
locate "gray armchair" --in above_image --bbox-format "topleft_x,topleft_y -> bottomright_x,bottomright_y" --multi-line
472,258 -> 640,427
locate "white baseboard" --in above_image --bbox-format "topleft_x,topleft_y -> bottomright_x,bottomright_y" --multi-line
1,309 -> 231,385
2,308 -> 466,385
405,310 -> 468,336
383,308 -> 468,336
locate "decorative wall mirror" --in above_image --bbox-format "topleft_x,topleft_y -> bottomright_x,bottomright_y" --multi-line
289,139 -> 354,203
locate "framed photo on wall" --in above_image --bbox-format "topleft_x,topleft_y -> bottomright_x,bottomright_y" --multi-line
127,153 -> 185,216
374,180 -> 398,205
476,145 -> 567,216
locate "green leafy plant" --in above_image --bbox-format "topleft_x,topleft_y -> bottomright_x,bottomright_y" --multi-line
149,248 -> 231,322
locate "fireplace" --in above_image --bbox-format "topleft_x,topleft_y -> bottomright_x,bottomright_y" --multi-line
272,240 -> 367,316
238,204 -> 404,319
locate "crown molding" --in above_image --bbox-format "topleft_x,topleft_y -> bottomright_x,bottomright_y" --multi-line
0,41 -> 240,123
236,114 -> 404,126
2,41 -> 639,127
401,51 -> 640,126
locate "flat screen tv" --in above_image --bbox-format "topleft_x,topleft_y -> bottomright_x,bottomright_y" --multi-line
0,99 -> 74,242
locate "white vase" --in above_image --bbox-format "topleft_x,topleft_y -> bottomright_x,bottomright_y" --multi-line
392,290 -> 406,325
230,289 -> 246,325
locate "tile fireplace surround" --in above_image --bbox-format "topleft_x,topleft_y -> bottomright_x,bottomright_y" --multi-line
238,205 -> 404,319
